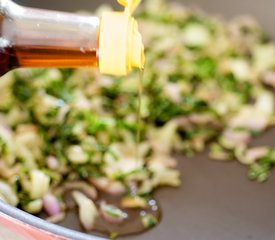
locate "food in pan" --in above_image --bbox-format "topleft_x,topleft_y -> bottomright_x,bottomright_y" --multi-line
0,0 -> 275,237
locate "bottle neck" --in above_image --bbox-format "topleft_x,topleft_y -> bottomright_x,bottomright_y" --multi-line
0,0 -> 100,73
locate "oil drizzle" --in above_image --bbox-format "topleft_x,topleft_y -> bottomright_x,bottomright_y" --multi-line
135,70 -> 144,163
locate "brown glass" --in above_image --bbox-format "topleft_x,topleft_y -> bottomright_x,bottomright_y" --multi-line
0,0 -> 99,76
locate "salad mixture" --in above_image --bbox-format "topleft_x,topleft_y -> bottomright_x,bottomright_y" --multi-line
1,0 -> 275,237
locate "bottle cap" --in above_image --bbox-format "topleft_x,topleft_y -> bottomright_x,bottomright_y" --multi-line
99,0 -> 144,76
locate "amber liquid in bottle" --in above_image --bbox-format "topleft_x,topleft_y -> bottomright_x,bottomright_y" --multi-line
0,48 -> 9,76
0,13 -> 10,75
0,2 -> 99,76
0,46 -> 98,76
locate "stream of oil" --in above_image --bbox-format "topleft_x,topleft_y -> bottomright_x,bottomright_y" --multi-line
135,70 -> 144,163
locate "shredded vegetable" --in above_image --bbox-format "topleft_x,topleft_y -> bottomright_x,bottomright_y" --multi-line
0,0 -> 275,236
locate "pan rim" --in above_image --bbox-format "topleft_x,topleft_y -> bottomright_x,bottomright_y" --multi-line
0,200 -> 105,240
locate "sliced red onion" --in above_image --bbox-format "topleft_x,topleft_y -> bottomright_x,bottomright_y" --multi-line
46,156 -> 59,170
46,212 -> 66,224
246,117 -> 268,132
189,114 -> 213,125
63,181 -> 98,200
175,116 -> 191,129
100,202 -> 127,224
229,108 -> 269,132
246,148 -> 268,162
237,147 -> 269,165
164,83 -> 182,103
43,193 -> 61,216
222,129 -> 251,148
166,157 -> 178,168
261,71 -> 275,88
89,178 -> 126,195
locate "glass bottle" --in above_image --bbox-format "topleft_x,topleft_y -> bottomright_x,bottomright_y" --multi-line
0,0 -> 144,76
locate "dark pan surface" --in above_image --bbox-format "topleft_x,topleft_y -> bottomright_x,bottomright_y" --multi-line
12,1 -> 275,239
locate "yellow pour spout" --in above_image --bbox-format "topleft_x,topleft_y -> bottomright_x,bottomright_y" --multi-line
99,0 -> 144,76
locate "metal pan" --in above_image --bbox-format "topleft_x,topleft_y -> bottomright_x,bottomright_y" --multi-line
1,0 -> 275,239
